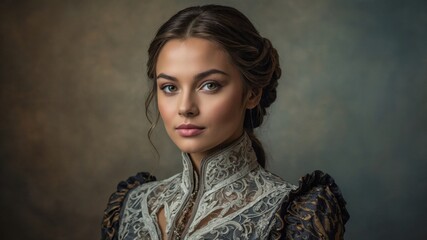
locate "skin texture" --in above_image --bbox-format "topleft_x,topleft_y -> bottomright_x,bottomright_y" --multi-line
156,38 -> 261,239
156,37 -> 259,171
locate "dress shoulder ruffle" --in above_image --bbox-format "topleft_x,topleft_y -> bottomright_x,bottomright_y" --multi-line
101,172 -> 156,240
274,170 -> 350,240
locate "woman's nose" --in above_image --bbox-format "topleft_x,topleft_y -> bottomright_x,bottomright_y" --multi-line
178,91 -> 199,117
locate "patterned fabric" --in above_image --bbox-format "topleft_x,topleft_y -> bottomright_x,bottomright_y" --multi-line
117,133 -> 295,240
271,171 -> 350,240
101,172 -> 156,240
101,134 -> 349,239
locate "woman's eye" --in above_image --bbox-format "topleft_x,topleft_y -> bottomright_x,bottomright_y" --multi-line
201,82 -> 220,91
161,85 -> 177,93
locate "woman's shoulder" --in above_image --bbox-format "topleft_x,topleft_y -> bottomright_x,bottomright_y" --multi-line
101,172 -> 157,240
274,170 -> 350,239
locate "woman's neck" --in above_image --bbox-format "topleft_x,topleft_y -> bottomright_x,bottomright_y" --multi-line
188,153 -> 203,175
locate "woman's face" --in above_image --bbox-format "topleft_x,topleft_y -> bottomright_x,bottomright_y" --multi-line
156,38 -> 253,163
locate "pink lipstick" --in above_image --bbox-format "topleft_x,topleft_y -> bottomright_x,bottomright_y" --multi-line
176,124 -> 205,137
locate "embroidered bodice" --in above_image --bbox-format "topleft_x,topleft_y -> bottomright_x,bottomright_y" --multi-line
118,133 -> 296,239
101,133 -> 350,240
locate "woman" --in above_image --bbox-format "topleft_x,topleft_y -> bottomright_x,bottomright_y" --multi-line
102,4 -> 349,240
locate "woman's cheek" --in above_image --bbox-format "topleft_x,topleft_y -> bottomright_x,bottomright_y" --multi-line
205,95 -> 244,125
158,98 -> 174,124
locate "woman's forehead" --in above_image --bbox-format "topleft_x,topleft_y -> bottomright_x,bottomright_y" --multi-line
156,38 -> 233,75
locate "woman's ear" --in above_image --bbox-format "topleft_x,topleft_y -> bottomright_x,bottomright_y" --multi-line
246,88 -> 262,109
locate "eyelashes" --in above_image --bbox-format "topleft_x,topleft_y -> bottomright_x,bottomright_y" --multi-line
200,81 -> 221,92
159,81 -> 222,95
160,84 -> 178,94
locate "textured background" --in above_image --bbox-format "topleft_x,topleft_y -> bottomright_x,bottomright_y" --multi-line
1,0 -> 426,239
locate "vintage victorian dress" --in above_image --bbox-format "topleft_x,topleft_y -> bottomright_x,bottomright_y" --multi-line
101,133 -> 349,239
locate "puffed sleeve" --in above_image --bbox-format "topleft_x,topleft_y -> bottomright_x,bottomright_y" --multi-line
101,172 -> 156,240
275,170 -> 350,240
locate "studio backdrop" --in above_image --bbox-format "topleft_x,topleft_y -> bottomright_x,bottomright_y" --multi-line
1,0 -> 426,239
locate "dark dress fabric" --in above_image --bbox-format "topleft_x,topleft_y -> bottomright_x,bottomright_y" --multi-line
101,172 -> 157,240
101,171 -> 349,240
272,170 -> 350,239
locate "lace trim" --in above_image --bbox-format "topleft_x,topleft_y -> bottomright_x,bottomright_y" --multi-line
101,172 -> 156,240
118,133 -> 296,239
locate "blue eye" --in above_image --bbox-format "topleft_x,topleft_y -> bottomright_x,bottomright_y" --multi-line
161,85 -> 177,93
201,82 -> 220,91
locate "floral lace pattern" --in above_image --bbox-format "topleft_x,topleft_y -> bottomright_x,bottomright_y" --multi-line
278,171 -> 350,239
118,133 -> 296,239
101,172 -> 156,240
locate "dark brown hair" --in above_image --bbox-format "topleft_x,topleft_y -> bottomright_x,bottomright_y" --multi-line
145,5 -> 281,168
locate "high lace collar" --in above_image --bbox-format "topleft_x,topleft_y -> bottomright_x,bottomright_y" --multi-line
181,132 -> 259,192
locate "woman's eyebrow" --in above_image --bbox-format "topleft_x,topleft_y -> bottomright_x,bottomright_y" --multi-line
156,73 -> 177,81
194,69 -> 228,81
156,69 -> 228,82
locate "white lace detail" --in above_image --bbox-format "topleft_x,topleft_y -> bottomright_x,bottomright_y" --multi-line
119,133 -> 296,240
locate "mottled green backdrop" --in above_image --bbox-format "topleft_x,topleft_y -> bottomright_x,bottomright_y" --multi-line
1,0 -> 426,239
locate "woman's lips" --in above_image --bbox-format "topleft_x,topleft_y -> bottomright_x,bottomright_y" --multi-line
176,124 -> 205,137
